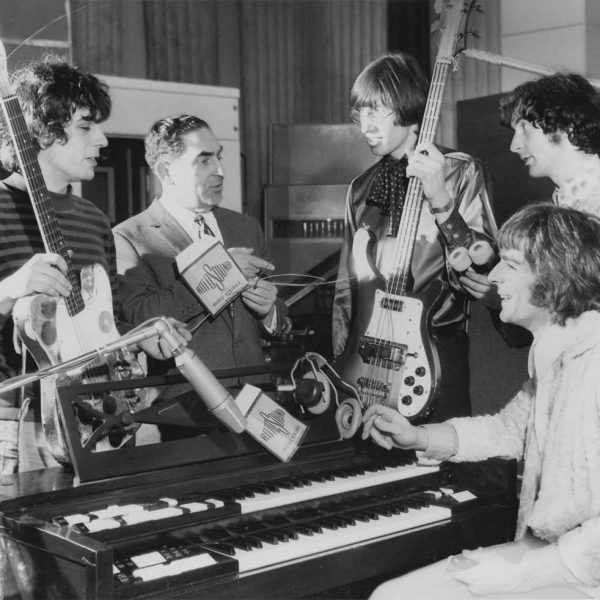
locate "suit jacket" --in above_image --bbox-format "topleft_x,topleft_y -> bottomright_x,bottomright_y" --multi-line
113,199 -> 279,379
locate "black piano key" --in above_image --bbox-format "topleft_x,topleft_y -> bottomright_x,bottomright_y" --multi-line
300,522 -> 323,535
260,514 -> 293,528
270,528 -> 293,542
352,510 -> 372,523
286,507 -> 323,521
244,535 -> 264,549
255,530 -> 283,544
228,537 -> 256,551
289,476 -> 311,487
226,518 -> 264,536
272,479 -> 297,490
377,504 -> 395,517
200,526 -> 231,541
319,517 -> 342,530
204,541 -> 236,556
279,527 -> 300,540
225,487 -> 256,500
295,524 -> 316,536
338,514 -> 357,526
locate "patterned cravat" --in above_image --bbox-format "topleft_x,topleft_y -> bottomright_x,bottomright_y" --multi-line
194,213 -> 215,239
366,154 -> 408,216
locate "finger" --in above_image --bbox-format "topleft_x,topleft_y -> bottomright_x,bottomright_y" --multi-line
361,412 -> 379,439
228,247 -> 253,254
41,252 -> 70,275
166,319 -> 192,343
416,142 -> 442,160
35,271 -> 72,297
369,427 -> 393,450
245,256 -> 275,271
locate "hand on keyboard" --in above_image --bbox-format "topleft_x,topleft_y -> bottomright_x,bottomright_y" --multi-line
361,405 -> 426,450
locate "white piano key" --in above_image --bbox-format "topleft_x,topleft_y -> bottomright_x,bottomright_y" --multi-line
87,518 -> 121,532
451,490 -> 477,503
132,553 -> 216,582
181,502 -> 211,513
158,497 -> 179,507
90,504 -> 139,519
206,498 -> 225,508
62,513 -> 91,526
130,550 -> 166,568
121,507 -> 184,525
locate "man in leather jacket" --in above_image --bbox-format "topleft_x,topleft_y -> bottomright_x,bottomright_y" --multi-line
333,53 -> 500,421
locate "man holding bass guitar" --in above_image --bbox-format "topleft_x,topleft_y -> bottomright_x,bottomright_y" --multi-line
333,52 -> 501,423
0,57 -> 189,473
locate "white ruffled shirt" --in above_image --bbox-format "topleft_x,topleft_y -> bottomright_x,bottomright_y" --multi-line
553,155 -> 600,217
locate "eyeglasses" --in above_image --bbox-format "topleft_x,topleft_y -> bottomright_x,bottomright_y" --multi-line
351,106 -> 395,126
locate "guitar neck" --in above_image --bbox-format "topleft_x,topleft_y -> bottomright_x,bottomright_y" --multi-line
389,59 -> 451,295
1,95 -> 84,315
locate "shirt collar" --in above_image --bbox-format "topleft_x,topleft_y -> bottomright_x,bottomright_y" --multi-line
159,196 -> 222,242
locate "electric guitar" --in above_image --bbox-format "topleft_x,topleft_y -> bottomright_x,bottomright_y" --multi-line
337,1 -> 476,420
0,44 -> 145,462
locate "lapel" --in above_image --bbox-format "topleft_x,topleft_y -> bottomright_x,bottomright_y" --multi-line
145,199 -> 193,255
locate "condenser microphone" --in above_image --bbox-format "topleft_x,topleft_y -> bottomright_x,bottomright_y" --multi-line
154,321 -> 246,433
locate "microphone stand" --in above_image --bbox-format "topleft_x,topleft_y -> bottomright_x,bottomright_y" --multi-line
0,318 -> 168,395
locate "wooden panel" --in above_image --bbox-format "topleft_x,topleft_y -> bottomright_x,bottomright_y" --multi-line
269,124 -> 376,185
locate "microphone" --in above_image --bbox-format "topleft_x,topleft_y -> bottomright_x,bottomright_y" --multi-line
154,321 -> 246,433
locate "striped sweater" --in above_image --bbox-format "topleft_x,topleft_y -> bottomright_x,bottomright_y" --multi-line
0,178 -> 118,385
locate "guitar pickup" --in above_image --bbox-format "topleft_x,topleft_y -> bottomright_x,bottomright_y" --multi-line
358,337 -> 407,370
380,297 -> 404,312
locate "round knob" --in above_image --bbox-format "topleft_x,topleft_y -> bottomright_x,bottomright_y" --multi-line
404,376 -> 415,386
413,385 -> 424,396
401,395 -> 412,405
415,366 -> 426,377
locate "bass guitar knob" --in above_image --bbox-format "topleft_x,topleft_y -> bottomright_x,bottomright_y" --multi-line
401,395 -> 412,405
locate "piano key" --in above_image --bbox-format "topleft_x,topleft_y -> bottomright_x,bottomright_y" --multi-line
59,513 -> 91,526
86,518 -> 122,532
120,506 -> 183,526
90,504 -> 139,519
130,550 -> 167,569
237,463 -> 439,514
132,553 -> 216,582
180,502 -> 211,513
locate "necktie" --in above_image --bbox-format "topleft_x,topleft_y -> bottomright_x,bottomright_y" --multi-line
366,154 -> 408,216
194,213 -> 215,239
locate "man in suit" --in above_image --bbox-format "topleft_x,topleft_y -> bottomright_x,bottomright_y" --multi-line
114,115 -> 284,387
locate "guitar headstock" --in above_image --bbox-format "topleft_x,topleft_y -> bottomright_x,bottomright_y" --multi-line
432,1 -> 478,64
0,38 -> 11,97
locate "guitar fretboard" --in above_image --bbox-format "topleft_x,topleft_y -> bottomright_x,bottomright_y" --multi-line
388,58 -> 451,298
1,95 -> 84,316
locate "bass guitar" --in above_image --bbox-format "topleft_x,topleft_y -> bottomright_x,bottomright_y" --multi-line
337,1 -> 475,421
0,43 -> 145,462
